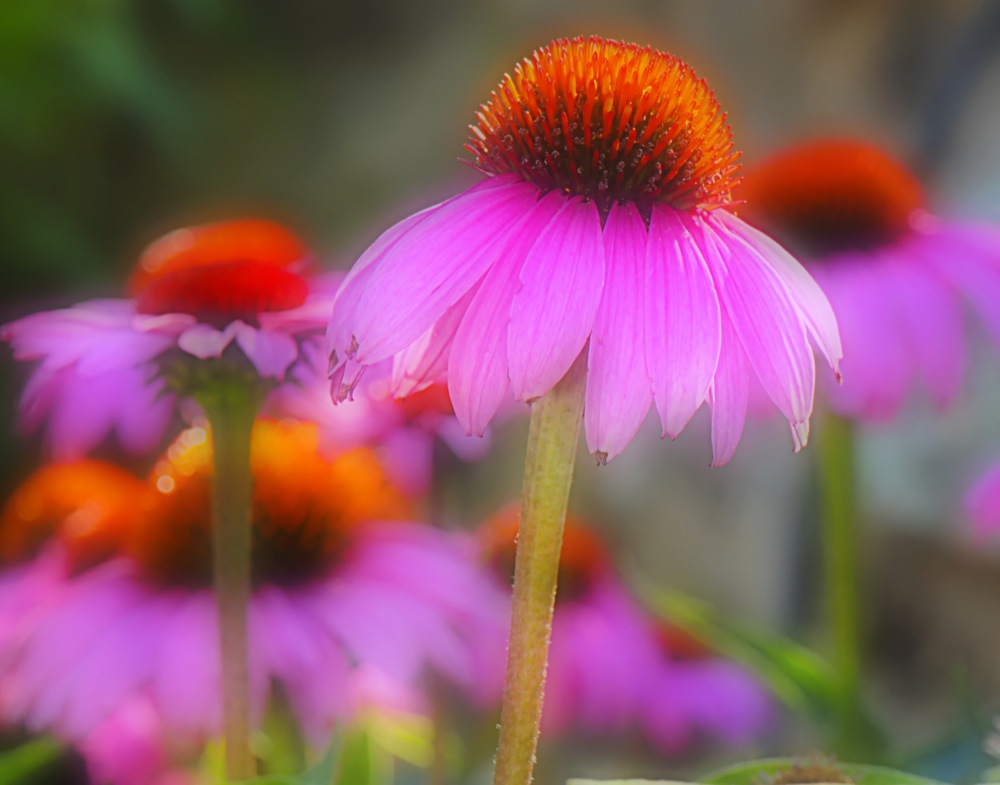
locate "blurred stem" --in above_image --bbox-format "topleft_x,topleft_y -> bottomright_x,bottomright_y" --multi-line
493,353 -> 586,785
199,382 -> 261,782
817,412 -> 867,757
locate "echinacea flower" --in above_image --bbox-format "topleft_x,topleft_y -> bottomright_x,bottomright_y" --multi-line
327,35 -> 841,465
0,420 -> 503,745
740,139 -> 1000,421
477,507 -> 770,749
1,220 -> 339,459
964,460 -> 1000,540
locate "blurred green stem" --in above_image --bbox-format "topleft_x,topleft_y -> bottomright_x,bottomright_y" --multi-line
817,411 -> 867,756
199,383 -> 261,782
492,354 -> 586,785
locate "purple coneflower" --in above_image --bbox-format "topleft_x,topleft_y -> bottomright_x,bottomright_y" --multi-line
328,36 -> 841,465
741,139 -> 1000,421
479,507 -> 771,750
0,421 -> 501,747
1,220 -> 338,459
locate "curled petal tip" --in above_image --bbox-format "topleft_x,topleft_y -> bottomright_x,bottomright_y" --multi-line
593,450 -> 608,466
791,420 -> 811,452
327,350 -> 338,378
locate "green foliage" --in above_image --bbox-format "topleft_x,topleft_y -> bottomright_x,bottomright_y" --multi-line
0,738 -> 61,785
702,758 -> 950,785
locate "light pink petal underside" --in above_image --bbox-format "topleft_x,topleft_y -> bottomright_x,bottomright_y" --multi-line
707,312 -> 750,466
348,178 -> 540,364
448,192 -> 566,435
177,323 -> 237,359
508,196 -> 605,401
233,324 -> 299,380
713,210 -> 842,375
585,202 -> 652,462
645,206 -> 722,439
700,221 -> 815,451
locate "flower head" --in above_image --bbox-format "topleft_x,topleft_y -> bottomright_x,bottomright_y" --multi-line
328,35 -> 841,465
2,219 -> 337,459
741,139 -> 1000,420
477,505 -> 770,747
0,421 -> 500,744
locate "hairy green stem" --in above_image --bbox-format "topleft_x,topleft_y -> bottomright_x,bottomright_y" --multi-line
200,384 -> 261,781
492,355 -> 587,785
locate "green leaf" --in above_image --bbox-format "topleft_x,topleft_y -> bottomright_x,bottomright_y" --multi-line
0,738 -> 62,785
634,578 -> 839,718
702,758 -> 950,785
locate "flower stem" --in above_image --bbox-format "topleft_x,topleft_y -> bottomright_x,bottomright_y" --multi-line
816,411 -> 867,756
199,383 -> 261,781
492,354 -> 587,785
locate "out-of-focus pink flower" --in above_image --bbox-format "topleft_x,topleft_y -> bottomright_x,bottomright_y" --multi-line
327,36 -> 841,466
0,421 -> 503,748
1,220 -> 339,460
273,344 -> 494,496
741,139 -> 1000,422
478,507 -> 771,751
965,460 -> 1000,541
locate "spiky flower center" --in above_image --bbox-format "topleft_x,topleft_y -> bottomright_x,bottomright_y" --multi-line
134,420 -> 412,587
466,35 -> 740,217
130,219 -> 310,324
740,139 -> 925,257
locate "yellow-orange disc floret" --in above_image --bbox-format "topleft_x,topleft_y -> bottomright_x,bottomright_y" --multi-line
133,419 -> 413,587
0,461 -> 153,571
740,139 -> 926,257
466,35 -> 741,216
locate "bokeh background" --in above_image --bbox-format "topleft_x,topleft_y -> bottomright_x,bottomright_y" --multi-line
3,0 -> 1000,781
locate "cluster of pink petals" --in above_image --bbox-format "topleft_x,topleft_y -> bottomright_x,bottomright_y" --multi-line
965,460 -> 1000,541
271,343 -> 493,496
473,566 -> 771,750
0,524 -> 503,750
810,215 -> 1000,420
328,175 -> 842,465
1,275 -> 340,460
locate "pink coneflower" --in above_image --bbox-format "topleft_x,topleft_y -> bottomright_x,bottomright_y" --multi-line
1,220 -> 338,459
740,139 -> 1000,421
478,507 -> 770,749
0,421 -> 502,746
964,460 -> 1000,541
327,35 -> 841,465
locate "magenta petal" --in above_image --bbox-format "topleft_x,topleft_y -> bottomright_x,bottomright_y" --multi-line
966,461 -> 1000,540
347,177 -> 539,364
177,323 -> 236,359
508,196 -> 605,401
713,210 -> 842,375
233,324 -> 299,379
448,191 -> 565,434
707,313 -> 750,466
585,203 -> 652,461
645,206 -> 722,439
701,221 -> 815,451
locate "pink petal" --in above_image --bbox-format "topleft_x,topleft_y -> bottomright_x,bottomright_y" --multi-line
713,210 -> 842,375
707,313 -> 751,466
965,461 -> 1000,540
233,323 -> 299,379
177,323 -> 237,359
585,202 -> 653,462
448,191 -> 565,435
645,206 -> 722,439
701,223 -> 816,451
508,196 -> 605,401
347,177 -> 540,364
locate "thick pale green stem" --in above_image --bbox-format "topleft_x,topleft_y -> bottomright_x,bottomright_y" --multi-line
492,355 -> 587,785
816,411 -> 866,756
200,384 -> 261,781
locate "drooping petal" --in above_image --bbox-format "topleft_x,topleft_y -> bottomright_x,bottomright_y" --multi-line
707,313 -> 750,466
176,323 -> 237,360
585,203 -> 652,462
712,210 -> 842,375
346,177 -> 540,364
448,192 -> 566,434
700,221 -> 816,451
508,196 -> 605,401
233,323 -> 299,379
645,206 -> 722,439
